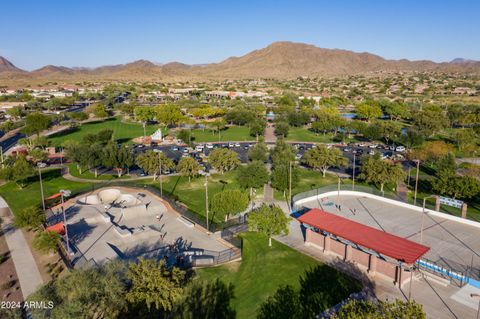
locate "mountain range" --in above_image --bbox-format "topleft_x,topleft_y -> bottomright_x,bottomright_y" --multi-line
1,42 -> 479,84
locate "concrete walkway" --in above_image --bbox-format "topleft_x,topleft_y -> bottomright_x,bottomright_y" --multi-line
0,197 -> 43,299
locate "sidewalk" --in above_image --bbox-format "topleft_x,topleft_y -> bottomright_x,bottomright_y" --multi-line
0,197 -> 43,299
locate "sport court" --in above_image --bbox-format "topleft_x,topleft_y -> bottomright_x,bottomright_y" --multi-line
298,194 -> 480,281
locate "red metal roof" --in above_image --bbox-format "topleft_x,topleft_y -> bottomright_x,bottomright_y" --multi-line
298,209 -> 430,264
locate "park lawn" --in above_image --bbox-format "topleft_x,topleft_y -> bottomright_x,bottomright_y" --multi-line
0,169 -> 90,216
196,232 -> 360,319
191,126 -> 253,143
273,168 -> 348,200
67,163 -> 131,180
48,117 -> 167,146
286,127 -> 360,144
144,169 -> 262,224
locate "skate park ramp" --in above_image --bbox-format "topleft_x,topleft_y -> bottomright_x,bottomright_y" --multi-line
77,189 -> 141,207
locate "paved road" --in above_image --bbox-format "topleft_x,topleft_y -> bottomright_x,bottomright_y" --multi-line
0,197 -> 43,299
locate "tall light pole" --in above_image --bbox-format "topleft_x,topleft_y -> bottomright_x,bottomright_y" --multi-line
204,173 -> 209,232
37,162 -> 47,211
60,189 -> 71,255
289,160 -> 292,212
337,175 -> 341,202
158,152 -> 163,198
352,153 -> 356,190
0,146 -> 3,168
471,293 -> 480,319
414,160 -> 420,206
420,195 -> 437,244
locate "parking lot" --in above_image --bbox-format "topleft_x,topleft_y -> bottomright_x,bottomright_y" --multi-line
126,141 -> 408,176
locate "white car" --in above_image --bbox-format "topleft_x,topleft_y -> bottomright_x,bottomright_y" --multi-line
369,144 -> 377,149
395,146 -> 406,152
228,143 -> 234,148
234,143 -> 241,147
368,150 -> 375,155
172,146 -> 178,151
195,145 -> 204,152
206,143 -> 214,149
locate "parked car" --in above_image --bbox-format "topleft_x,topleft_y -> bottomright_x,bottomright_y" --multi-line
343,147 -> 352,153
234,142 -> 241,147
368,150 -> 375,155
228,142 -> 234,148
172,146 -> 179,151
395,146 -> 406,152
206,143 -> 214,149
369,144 -> 377,149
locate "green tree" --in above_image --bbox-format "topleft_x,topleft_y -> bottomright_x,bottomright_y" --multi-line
432,173 -> 480,199
0,155 -> 35,188
156,104 -> 184,127
274,121 -> 290,137
249,119 -> 266,138
356,102 -> 382,122
270,139 -> 295,167
303,145 -> 348,177
177,129 -> 194,146
454,128 -> 477,152
136,151 -> 174,180
248,142 -> 268,162
134,105 -> 156,122
413,105 -> 449,137
33,231 -> 61,253
91,103 -> 108,118
257,285 -> 301,319
237,161 -> 269,189
359,155 -> 405,193
24,112 -> 51,137
29,261 -> 128,319
208,148 -> 240,174
333,299 -> 425,319
211,189 -> 249,221
14,206 -> 45,229
126,258 -> 185,311
248,204 -> 291,246
176,157 -> 201,182
175,279 -> 236,319
29,148 -> 48,163
383,101 -> 409,121
271,164 -> 299,195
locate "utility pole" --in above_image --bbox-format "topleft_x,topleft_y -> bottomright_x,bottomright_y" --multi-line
352,153 -> 356,190
337,176 -> 341,202
289,161 -> 292,212
60,189 -> 71,255
38,163 -> 46,211
0,146 -> 3,168
414,160 -> 420,206
205,173 -> 209,232
158,152 -> 163,198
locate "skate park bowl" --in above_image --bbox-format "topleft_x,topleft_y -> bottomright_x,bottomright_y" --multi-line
77,189 -> 142,207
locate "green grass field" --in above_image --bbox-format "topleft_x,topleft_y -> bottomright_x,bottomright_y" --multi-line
48,117 -> 167,146
66,163 -> 131,180
143,169 -> 262,223
0,169 -> 91,215
286,127 -> 360,143
191,126 -> 252,143
196,232 -> 360,319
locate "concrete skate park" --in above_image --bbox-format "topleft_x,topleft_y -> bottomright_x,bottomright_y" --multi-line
60,187 -> 233,267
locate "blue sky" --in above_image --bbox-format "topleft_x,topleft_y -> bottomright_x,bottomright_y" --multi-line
1,0 -> 479,70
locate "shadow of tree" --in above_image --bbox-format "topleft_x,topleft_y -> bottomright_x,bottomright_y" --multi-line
173,279 -> 236,319
68,218 -> 96,245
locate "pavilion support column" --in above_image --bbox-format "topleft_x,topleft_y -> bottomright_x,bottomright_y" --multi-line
368,255 -> 377,276
323,236 -> 331,253
345,245 -> 352,261
461,203 -> 468,219
435,197 -> 441,211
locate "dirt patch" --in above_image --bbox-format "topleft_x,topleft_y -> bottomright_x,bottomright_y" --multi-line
0,230 -> 23,302
22,229 -> 68,283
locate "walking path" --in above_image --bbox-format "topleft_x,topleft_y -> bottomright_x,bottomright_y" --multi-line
0,197 -> 43,299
